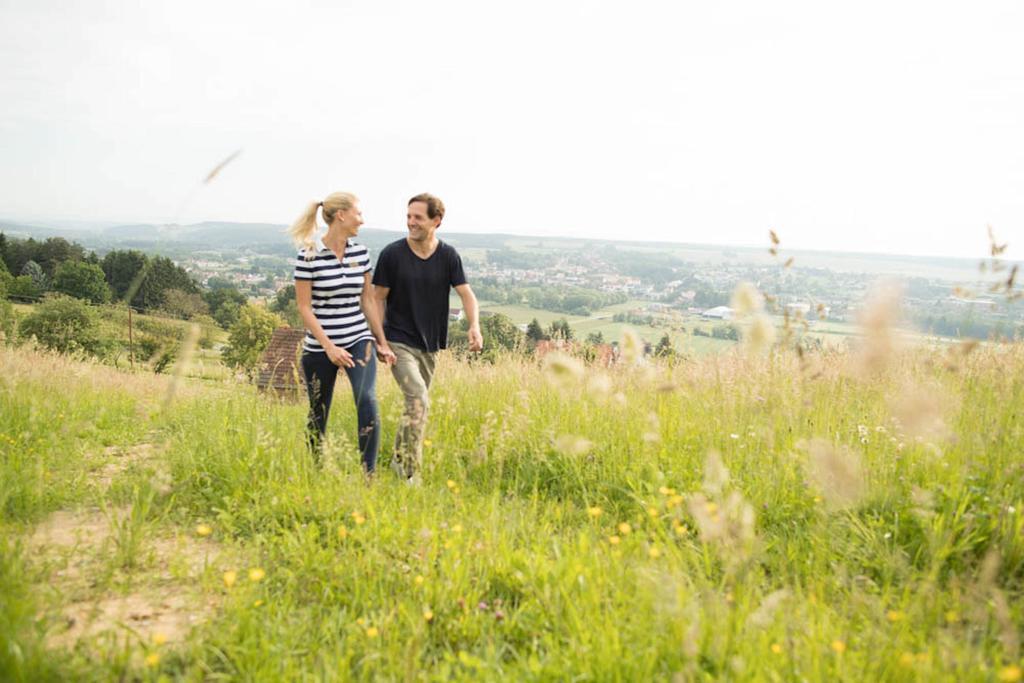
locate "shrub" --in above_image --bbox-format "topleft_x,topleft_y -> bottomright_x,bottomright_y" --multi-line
18,295 -> 103,355
221,304 -> 283,377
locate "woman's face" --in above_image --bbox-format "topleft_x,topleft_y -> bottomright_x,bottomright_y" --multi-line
336,202 -> 365,235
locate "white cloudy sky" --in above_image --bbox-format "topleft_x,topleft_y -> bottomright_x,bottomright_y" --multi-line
1,0 -> 1022,258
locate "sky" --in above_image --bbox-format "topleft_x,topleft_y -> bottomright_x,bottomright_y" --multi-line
1,0 -> 1022,259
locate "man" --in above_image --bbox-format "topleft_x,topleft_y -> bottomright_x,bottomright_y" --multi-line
372,193 -> 483,482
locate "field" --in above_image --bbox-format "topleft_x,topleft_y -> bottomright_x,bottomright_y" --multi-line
2,320 -> 1023,681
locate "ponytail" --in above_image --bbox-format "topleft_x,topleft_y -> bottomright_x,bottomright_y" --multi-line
289,201 -> 321,256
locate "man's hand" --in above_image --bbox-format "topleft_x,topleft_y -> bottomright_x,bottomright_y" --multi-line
326,343 -> 355,368
376,341 -> 397,366
468,325 -> 483,352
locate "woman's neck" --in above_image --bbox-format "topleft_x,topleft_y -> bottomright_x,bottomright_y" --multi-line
322,227 -> 350,251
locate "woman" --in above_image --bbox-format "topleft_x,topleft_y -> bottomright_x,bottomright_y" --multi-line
290,192 -> 394,473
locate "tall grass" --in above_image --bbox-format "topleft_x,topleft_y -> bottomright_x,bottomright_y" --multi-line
1,339 -> 1022,680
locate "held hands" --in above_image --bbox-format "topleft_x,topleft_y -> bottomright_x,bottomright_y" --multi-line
326,343 -> 355,368
376,341 -> 397,366
468,326 -> 483,352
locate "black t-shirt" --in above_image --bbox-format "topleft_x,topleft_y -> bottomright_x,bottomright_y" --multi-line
372,238 -> 467,352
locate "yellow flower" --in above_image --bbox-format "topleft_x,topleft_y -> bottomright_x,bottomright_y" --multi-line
659,486 -> 677,496
999,666 -> 1023,683
248,568 -> 266,583
899,652 -> 916,667
352,513 -> 366,525
365,626 -> 379,638
253,599 -> 264,607
356,617 -> 366,627
813,496 -> 822,504
414,575 -> 425,586
587,506 -> 603,518
443,540 -> 453,549
145,653 -> 160,667
831,640 -> 846,654
152,632 -> 168,646
423,609 -> 434,622
195,524 -> 212,537
617,522 -> 632,535
222,570 -> 237,588
424,439 -> 433,447
944,610 -> 958,623
771,643 -> 782,654
451,524 -> 463,534
673,523 -> 689,537
608,535 -> 621,545
647,506 -> 659,518
337,525 -> 348,540
446,479 -> 457,489
886,610 -> 904,622
667,495 -> 684,508
704,502 -> 719,515
648,546 -> 661,559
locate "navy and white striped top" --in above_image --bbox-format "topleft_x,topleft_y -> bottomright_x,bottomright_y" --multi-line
293,238 -> 375,353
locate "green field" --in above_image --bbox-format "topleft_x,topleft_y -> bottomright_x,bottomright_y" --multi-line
2,330 -> 1023,680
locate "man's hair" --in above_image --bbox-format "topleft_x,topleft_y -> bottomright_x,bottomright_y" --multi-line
408,193 -> 445,222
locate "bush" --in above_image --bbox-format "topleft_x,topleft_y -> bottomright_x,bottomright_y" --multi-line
18,295 -> 103,355
221,304 -> 283,377
52,260 -> 111,304
0,279 -> 15,342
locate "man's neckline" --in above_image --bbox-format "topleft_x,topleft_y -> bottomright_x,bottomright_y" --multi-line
405,237 -> 440,261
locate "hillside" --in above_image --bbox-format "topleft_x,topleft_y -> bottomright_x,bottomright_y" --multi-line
1,337 -> 1023,680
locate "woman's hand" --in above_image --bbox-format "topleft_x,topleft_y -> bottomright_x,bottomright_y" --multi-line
376,341 -> 397,366
326,343 -> 355,368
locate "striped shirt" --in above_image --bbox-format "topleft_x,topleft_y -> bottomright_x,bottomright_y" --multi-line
294,238 -> 375,353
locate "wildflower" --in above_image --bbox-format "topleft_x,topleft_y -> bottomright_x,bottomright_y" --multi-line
223,570 -> 237,588
673,522 -> 689,537
647,507 -> 659,518
731,282 -> 764,316
886,610 -> 904,622
424,439 -> 433,447
542,353 -> 585,386
356,617 -> 366,626
658,486 -> 676,496
668,494 -> 684,508
730,433 -> 740,440
587,506 -> 603,518
805,439 -> 865,510
423,609 -> 434,622
352,512 -> 366,525
152,632 -> 168,646
998,666 -> 1022,682
617,522 -> 632,535
831,640 -> 846,654
253,599 -> 264,607
414,575 -> 425,586
248,568 -> 266,583
494,609 -> 505,621
608,535 -> 621,545
337,525 -> 348,540
446,479 -> 457,489
554,434 -> 593,456
365,626 -> 379,638
145,653 -> 160,667
899,652 -> 915,667
771,643 -> 783,654
648,546 -> 661,559
477,601 -> 489,611
621,328 -> 643,365
195,524 -> 212,537
944,610 -> 958,623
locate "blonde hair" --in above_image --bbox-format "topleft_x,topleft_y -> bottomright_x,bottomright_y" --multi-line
288,191 -> 358,255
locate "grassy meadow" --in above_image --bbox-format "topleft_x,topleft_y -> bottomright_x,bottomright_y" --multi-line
1,326 -> 1023,680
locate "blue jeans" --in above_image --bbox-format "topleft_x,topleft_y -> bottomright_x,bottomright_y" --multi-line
301,339 -> 380,472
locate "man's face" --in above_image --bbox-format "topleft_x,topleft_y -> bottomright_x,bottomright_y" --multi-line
407,201 -> 441,242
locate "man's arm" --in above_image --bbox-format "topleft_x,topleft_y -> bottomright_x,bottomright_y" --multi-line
454,283 -> 482,352
370,284 -> 396,364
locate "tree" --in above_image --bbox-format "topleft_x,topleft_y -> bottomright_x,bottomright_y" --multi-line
585,331 -> 605,346
101,250 -> 149,303
53,261 -> 111,304
18,295 -> 103,355
654,334 -> 676,359
548,318 -> 574,341
0,255 -> 11,292
203,285 -> 247,327
136,256 -> 198,310
480,313 -> 524,352
20,260 -> 48,293
268,284 -> 301,328
221,304 -> 283,377
36,237 -> 85,277
7,275 -> 40,301
159,289 -> 209,319
526,318 -> 547,343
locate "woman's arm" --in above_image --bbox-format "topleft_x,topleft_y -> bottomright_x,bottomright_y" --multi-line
295,279 -> 353,367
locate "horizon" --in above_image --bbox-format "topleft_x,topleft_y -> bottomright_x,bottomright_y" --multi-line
0,214 -> 1014,266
